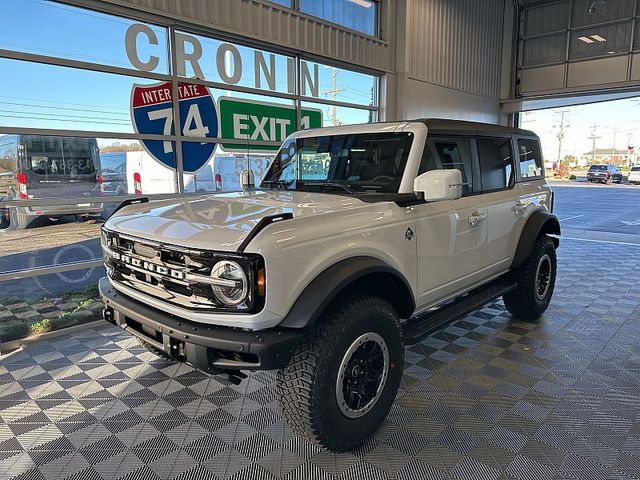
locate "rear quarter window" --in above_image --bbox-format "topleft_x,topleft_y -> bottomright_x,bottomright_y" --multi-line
517,138 -> 543,180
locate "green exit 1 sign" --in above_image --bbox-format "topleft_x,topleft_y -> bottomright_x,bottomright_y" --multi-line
218,97 -> 323,151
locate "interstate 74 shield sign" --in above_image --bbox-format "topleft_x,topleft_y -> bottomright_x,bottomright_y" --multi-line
130,81 -> 218,173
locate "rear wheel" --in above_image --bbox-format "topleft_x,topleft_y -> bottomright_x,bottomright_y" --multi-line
0,208 -> 29,231
0,208 -> 9,230
277,294 -> 404,452
504,235 -> 557,320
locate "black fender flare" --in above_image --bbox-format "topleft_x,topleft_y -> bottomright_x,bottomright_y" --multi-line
279,256 -> 416,329
511,210 -> 561,270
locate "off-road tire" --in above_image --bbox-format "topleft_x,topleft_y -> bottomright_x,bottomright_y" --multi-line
277,294 -> 404,452
503,234 -> 557,320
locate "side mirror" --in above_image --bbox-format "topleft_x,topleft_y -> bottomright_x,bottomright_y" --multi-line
414,169 -> 462,202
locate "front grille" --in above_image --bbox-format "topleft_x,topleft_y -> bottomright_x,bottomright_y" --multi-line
102,229 -> 260,312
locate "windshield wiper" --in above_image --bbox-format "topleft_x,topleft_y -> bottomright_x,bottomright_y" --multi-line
261,179 -> 294,190
300,182 -> 357,195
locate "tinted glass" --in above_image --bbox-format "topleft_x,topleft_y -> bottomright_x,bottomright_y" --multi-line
25,137 -> 98,176
263,133 -> 413,193
420,137 -> 474,195
589,165 -> 607,171
517,139 -> 544,179
631,166 -> 640,171
300,0 -> 377,36
477,138 -> 513,191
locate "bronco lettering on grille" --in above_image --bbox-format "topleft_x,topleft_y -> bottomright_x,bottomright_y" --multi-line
110,251 -> 185,280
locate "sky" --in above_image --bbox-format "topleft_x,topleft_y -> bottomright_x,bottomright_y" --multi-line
520,97 -> 640,163
0,0 -> 376,144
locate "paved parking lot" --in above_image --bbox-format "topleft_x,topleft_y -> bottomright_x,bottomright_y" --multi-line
551,183 -> 640,237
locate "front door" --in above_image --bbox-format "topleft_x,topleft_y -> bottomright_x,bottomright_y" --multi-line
413,136 -> 492,309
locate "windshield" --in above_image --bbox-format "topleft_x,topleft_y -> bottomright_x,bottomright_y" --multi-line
262,132 -> 414,193
631,166 -> 640,172
24,136 -> 99,176
589,165 -> 607,171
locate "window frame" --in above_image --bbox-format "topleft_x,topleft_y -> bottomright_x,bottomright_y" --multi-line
419,135 -> 481,197
476,135 -> 516,194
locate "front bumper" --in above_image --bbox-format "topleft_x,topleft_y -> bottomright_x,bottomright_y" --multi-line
99,277 -> 303,373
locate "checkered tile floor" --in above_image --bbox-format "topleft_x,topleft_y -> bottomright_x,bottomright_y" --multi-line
2,239 -> 640,480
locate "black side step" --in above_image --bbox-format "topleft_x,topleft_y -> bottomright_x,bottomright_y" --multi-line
402,277 -> 517,345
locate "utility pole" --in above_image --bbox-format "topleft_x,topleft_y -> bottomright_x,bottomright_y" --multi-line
553,110 -> 570,164
589,124 -> 601,164
612,126 -> 617,165
322,67 -> 345,126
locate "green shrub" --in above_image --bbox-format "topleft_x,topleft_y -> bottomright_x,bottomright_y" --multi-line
30,318 -> 53,335
569,174 -> 576,181
0,320 -> 29,342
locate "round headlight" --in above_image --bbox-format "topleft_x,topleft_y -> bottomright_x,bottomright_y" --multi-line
210,260 -> 249,306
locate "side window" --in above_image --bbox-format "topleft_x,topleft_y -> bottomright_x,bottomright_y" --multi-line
517,138 -> 544,179
419,137 -> 474,195
477,137 -> 514,192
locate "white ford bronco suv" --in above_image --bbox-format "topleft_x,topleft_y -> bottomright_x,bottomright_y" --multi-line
100,119 -> 560,452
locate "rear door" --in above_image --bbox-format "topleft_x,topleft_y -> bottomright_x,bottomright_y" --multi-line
511,136 -> 551,255
475,136 -> 520,277
22,136 -> 68,201
413,136 -> 491,307
59,137 -> 101,201
22,136 -> 100,214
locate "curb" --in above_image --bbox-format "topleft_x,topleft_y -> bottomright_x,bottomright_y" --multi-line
0,319 -> 107,355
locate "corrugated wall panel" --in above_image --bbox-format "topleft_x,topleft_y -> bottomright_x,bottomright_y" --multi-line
91,0 -> 392,72
407,0 -> 505,99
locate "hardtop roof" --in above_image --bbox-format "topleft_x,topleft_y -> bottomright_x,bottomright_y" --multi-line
416,118 -> 537,137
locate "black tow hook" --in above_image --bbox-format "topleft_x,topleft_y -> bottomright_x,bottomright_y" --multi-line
103,306 -> 116,325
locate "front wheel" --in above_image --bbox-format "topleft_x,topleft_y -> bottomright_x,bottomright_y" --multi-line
277,294 -> 404,452
503,235 -> 557,320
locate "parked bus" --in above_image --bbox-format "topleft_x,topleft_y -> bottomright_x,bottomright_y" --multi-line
0,135 -> 102,230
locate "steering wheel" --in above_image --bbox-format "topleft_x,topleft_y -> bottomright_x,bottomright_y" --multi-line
370,175 -> 395,183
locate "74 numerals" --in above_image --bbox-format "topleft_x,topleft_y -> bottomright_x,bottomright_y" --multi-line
147,104 -> 210,154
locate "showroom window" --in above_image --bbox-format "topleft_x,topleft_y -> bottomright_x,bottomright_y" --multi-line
0,0 -> 379,345
300,0 -> 378,36
267,0 -> 379,36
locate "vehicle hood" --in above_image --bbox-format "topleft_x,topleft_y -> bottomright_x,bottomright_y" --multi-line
104,190 -> 365,251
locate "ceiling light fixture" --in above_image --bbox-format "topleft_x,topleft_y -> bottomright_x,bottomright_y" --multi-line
578,36 -> 595,43
591,34 -> 607,42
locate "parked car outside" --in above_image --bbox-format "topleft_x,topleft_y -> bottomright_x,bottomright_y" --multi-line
628,166 -> 640,185
0,135 -> 103,230
586,164 -> 623,184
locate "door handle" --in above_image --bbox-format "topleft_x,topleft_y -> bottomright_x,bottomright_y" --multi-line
512,202 -> 528,215
468,212 -> 487,226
